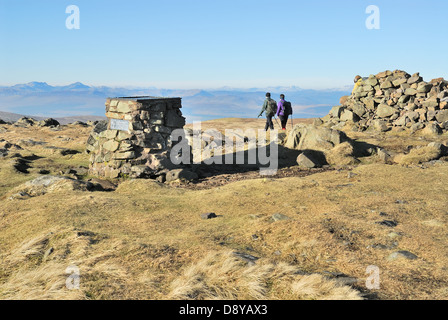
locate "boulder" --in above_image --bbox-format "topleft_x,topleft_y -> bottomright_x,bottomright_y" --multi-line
404,88 -> 418,96
325,142 -> 358,166
296,151 -> 325,168
165,169 -> 198,182
435,110 -> 448,123
37,118 -> 60,127
285,124 -> 350,153
351,103 -> 367,118
407,73 -> 422,84
376,104 -> 396,118
329,106 -> 345,118
15,117 -> 36,127
9,175 -> 91,199
340,110 -> 359,122
422,123 -> 442,135
417,83 -> 433,93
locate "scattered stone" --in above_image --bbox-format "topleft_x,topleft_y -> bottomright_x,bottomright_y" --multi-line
232,252 -> 259,265
165,169 -> 198,183
37,118 -> 60,127
43,247 -> 54,260
201,212 -> 217,220
87,178 -> 117,191
15,117 -> 37,127
377,220 -> 398,228
271,213 -> 291,222
296,151 -> 324,168
387,251 -> 418,261
9,175 -> 92,199
347,172 -> 357,179
388,232 -> 403,239
377,148 -> 392,163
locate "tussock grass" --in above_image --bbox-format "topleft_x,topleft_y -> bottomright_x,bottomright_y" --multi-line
325,142 -> 358,166
397,146 -> 441,165
168,251 -> 362,300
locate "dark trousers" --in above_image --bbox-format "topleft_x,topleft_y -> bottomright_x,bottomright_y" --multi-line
279,115 -> 289,129
265,115 -> 274,131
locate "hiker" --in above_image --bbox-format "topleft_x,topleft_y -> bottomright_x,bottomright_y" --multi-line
352,75 -> 363,94
277,94 -> 292,130
258,92 -> 277,131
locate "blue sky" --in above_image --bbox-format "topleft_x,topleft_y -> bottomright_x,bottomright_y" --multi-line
0,0 -> 447,89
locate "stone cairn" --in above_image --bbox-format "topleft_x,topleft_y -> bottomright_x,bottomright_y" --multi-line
321,70 -> 448,134
86,97 -> 187,179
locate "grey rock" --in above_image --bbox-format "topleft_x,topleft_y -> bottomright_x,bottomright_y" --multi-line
377,104 -> 396,118
165,169 -> 198,182
271,213 -> 291,222
232,252 -> 259,265
387,251 -> 418,261
422,123 -> 442,135
376,220 -> 398,228
285,124 -> 351,152
296,151 -> 323,169
201,212 -> 217,220
436,110 -> 448,123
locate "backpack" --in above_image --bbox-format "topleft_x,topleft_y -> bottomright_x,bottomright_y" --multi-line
266,99 -> 277,116
283,101 -> 293,116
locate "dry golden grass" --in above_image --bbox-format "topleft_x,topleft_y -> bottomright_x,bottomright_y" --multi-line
168,251 -> 362,300
325,142 -> 357,166
1,120 -> 448,300
397,146 -> 441,165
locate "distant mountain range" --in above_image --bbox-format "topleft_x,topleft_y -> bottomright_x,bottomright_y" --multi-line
0,82 -> 351,123
0,110 -> 106,125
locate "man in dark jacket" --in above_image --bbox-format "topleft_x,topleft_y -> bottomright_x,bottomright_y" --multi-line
258,92 -> 277,131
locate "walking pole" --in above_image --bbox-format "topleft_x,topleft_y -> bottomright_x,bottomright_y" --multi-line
274,115 -> 280,128
290,113 -> 293,129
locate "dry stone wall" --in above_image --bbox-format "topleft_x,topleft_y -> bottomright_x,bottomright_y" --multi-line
322,70 -> 448,134
86,97 -> 186,179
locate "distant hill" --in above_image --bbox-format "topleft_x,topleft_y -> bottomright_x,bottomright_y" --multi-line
0,110 -> 106,125
0,82 -> 351,122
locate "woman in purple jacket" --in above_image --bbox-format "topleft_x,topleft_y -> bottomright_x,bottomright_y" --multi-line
277,94 -> 290,130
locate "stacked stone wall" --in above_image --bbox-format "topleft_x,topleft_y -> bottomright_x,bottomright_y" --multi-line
86,97 -> 186,178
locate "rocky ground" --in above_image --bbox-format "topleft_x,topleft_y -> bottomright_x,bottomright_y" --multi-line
1,116 -> 448,300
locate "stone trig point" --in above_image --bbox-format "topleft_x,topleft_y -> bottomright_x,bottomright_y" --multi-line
87,96 -> 186,179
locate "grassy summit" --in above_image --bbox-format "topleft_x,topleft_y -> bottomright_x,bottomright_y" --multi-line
1,118 -> 448,300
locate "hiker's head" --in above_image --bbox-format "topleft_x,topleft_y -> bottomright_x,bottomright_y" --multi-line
266,92 -> 271,98
354,75 -> 362,83
280,94 -> 285,100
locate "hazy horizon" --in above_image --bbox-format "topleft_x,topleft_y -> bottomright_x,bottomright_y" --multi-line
1,1 -> 447,89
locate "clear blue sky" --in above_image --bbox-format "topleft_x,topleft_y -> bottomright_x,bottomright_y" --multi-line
0,0 -> 447,89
